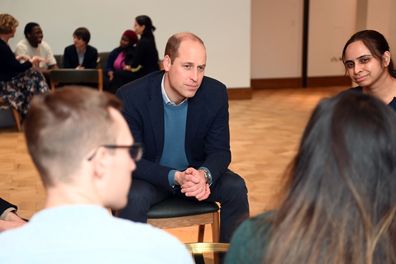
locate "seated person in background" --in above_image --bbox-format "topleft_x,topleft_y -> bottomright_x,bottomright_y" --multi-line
62,27 -> 98,69
0,87 -> 193,264
130,15 -> 160,79
14,22 -> 58,73
105,29 -> 138,94
0,198 -> 25,232
341,30 -> 396,111
0,13 -> 49,120
225,92 -> 396,264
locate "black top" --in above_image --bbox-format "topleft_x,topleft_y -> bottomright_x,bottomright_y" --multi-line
130,36 -> 159,78
62,44 -> 98,69
0,39 -> 32,82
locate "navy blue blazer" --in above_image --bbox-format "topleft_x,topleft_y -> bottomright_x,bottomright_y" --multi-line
62,44 -> 98,69
117,71 -> 231,191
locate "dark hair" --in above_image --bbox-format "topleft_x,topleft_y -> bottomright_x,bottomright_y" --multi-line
342,30 -> 396,78
73,27 -> 91,44
164,32 -> 205,63
121,30 -> 138,64
24,22 -> 39,38
264,92 -> 396,263
122,30 -> 138,45
24,87 -> 122,187
135,15 -> 156,37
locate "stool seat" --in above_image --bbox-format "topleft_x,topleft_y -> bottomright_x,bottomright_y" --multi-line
147,198 -> 219,218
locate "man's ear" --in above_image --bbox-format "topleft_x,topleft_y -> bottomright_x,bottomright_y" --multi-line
91,147 -> 110,179
163,55 -> 172,71
383,51 -> 391,67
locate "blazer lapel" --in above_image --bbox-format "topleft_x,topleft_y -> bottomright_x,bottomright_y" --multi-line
185,87 -> 206,150
148,74 -> 165,159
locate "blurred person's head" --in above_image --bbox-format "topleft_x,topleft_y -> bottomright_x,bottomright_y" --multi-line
24,87 -> 139,209
0,13 -> 18,38
265,92 -> 396,263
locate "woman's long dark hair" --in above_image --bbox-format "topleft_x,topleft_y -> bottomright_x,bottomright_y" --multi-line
264,92 -> 396,263
342,30 -> 396,78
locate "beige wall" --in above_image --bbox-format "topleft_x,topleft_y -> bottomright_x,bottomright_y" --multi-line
366,0 -> 396,62
2,1 -> 395,84
251,0 -> 303,78
308,0 -> 357,77
251,0 -> 395,80
1,0 -> 251,88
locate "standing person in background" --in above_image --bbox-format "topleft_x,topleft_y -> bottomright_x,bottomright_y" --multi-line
342,29 -> 396,111
105,30 -> 138,94
0,198 -> 25,232
0,13 -> 49,120
128,15 -> 160,79
63,27 -> 98,69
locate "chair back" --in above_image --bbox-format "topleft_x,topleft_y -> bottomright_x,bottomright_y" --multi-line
49,69 -> 103,92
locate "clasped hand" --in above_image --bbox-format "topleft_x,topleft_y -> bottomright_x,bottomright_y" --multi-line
175,168 -> 210,201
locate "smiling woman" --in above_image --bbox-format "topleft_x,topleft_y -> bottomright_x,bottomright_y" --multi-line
341,30 -> 396,111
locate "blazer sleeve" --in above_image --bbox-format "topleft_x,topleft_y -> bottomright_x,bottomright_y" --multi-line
83,46 -> 98,69
105,49 -> 118,73
0,198 -> 17,216
188,81 -> 231,183
62,46 -> 73,68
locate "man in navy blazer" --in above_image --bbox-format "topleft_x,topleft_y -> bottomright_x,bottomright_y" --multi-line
116,32 -> 249,242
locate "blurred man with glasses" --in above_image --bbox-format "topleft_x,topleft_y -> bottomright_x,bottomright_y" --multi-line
0,86 -> 193,263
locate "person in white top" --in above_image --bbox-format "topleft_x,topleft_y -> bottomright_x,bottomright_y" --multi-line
0,87 -> 193,264
15,22 -> 57,80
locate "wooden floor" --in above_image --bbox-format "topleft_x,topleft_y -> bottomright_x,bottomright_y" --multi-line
0,86 -> 345,261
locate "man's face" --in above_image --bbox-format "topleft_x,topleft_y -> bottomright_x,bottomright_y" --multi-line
27,26 -> 43,47
163,39 -> 206,104
103,108 -> 136,209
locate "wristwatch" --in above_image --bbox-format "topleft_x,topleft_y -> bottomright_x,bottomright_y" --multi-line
199,167 -> 213,186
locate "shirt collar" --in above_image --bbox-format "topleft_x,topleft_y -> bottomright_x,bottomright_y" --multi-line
161,75 -> 187,106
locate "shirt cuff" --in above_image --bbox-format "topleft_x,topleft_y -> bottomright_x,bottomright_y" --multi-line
0,207 -> 17,220
168,170 -> 177,187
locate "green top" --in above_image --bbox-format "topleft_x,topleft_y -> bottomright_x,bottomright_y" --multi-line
225,211 -> 273,264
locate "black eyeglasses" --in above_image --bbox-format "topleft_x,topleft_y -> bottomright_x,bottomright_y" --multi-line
87,143 -> 143,162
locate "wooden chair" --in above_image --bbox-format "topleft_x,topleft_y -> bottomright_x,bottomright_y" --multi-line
49,69 -> 103,92
146,197 -> 223,264
0,98 -> 21,131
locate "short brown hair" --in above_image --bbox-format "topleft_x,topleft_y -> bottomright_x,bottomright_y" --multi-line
24,86 -> 122,186
0,13 -> 18,34
164,32 -> 205,63
73,27 -> 91,43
